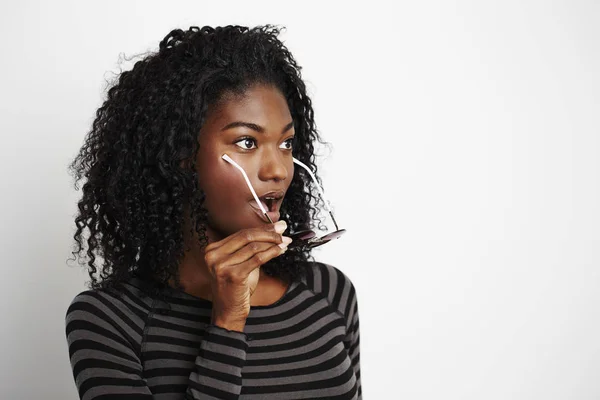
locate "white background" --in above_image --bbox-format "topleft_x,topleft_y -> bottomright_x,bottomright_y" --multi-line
1,0 -> 599,399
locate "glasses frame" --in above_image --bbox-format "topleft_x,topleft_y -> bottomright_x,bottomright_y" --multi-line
221,153 -> 346,248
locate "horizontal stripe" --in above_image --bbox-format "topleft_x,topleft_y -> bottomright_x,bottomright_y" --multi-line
65,261 -> 361,399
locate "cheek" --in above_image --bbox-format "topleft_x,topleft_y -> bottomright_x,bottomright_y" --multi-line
196,145 -> 230,197
196,156 -> 256,232
198,160 -> 237,211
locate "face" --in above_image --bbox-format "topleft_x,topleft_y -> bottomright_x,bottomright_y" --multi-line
195,84 -> 295,240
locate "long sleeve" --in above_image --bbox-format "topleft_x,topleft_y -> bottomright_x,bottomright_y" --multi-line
186,324 -> 249,399
343,283 -> 362,400
66,291 -> 249,400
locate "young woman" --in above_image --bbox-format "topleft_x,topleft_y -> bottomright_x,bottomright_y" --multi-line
66,25 -> 361,399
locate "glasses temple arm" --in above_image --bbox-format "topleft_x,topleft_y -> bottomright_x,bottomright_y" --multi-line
221,154 -> 274,224
292,157 -> 340,231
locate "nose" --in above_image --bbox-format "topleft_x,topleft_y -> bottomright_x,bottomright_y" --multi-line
258,148 -> 289,183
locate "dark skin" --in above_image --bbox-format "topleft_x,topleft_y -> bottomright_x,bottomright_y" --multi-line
172,83 -> 296,332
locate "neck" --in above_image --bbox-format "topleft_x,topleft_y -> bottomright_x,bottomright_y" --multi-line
170,218 -> 221,298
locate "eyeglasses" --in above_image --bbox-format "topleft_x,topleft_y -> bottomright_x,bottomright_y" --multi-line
221,153 -> 346,248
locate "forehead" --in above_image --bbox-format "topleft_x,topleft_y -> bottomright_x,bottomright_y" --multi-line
206,84 -> 292,125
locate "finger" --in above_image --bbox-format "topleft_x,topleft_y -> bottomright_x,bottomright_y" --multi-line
222,236 -> 292,266
235,242 -> 290,276
210,227 -> 284,256
204,223 -> 282,253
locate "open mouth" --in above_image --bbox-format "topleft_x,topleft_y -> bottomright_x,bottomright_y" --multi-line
263,197 -> 276,211
250,193 -> 284,212
262,195 -> 281,212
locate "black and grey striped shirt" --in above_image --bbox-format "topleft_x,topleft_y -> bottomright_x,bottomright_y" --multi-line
65,261 -> 362,399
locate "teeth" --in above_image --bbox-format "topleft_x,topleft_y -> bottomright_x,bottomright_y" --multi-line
257,195 -> 282,212
261,197 -> 277,211
259,199 -> 270,210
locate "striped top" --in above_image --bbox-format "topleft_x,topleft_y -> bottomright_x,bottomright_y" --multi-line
65,261 -> 362,399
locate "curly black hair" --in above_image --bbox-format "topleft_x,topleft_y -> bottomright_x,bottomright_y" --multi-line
67,25 -> 333,295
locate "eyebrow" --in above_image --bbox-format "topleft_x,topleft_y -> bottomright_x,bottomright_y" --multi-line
220,120 -> 295,134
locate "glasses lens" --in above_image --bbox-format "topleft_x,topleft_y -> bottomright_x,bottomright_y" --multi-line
319,229 -> 346,242
288,229 -> 317,249
307,238 -> 332,248
305,229 -> 347,248
288,229 -> 346,249
290,229 -> 316,241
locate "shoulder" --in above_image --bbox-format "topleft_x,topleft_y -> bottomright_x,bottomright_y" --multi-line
65,280 -> 153,349
301,261 -> 359,322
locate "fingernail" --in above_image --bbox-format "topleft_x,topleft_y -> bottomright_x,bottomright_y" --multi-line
278,236 -> 292,248
274,220 -> 287,234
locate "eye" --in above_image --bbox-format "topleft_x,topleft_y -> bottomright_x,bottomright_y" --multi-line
281,137 -> 295,150
234,137 -> 257,150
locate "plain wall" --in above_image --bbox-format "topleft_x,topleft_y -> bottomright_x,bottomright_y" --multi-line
1,0 -> 599,398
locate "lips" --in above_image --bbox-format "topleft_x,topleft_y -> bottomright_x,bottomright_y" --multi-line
249,190 -> 285,212
249,197 -> 279,212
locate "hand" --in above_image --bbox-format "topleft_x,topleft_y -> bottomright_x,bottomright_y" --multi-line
203,220 -> 292,332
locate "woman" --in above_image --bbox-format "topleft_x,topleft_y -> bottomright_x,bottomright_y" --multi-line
66,25 -> 361,399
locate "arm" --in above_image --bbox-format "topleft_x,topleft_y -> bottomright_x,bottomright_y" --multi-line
344,284 -> 362,400
187,324 -> 249,399
66,291 -> 249,400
